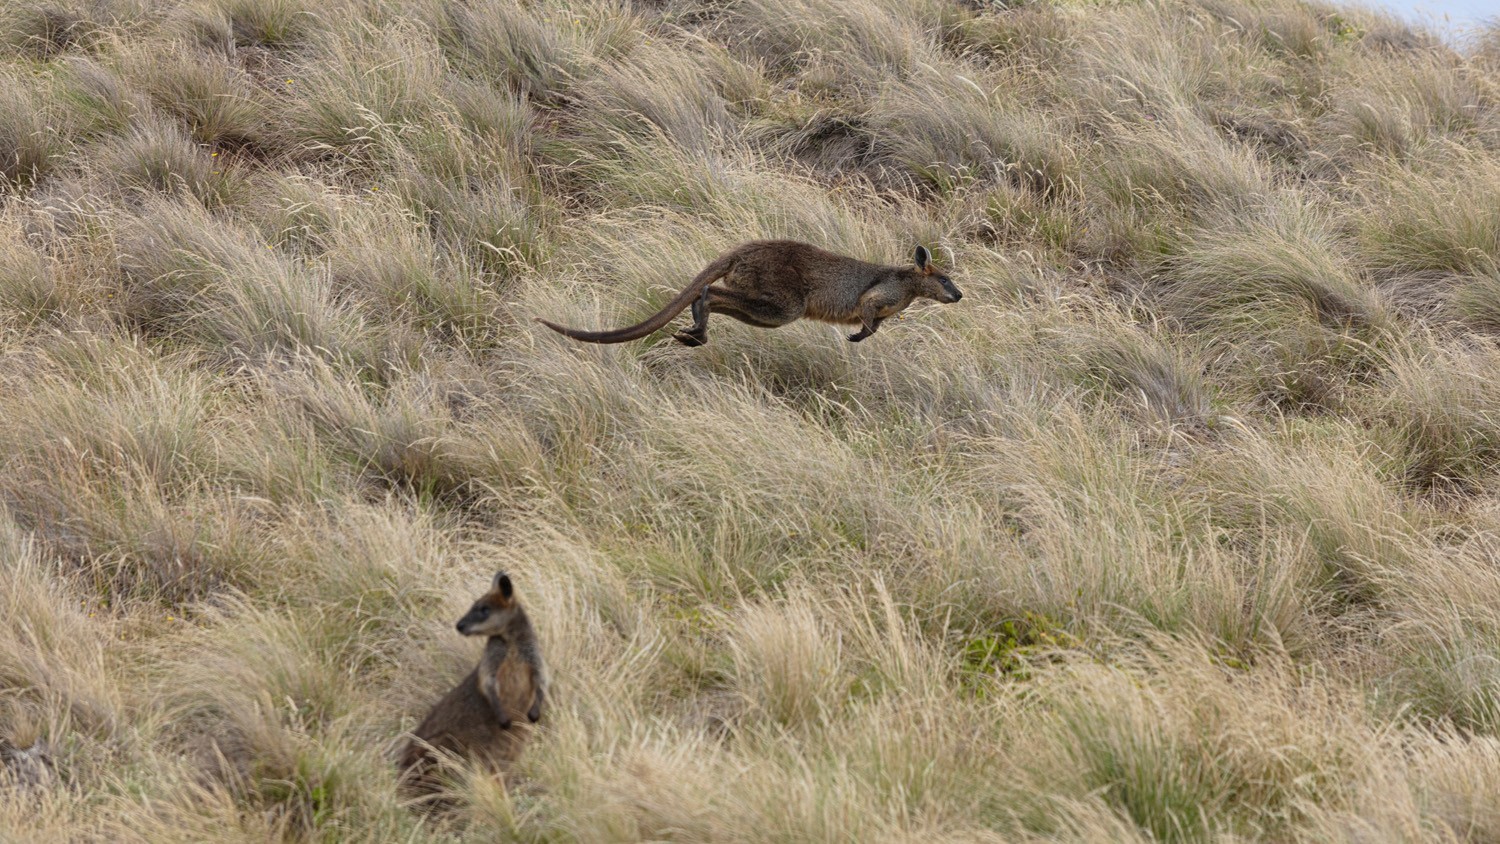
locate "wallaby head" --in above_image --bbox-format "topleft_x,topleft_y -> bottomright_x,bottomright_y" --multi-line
908,245 -> 962,304
456,572 -> 521,637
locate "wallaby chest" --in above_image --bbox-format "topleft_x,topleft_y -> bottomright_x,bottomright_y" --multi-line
480,639 -> 536,719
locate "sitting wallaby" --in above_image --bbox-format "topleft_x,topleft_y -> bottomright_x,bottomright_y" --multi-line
398,572 -> 547,792
538,241 -> 961,346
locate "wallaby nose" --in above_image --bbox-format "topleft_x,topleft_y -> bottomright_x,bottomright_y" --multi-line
952,290 -> 963,302
455,621 -> 467,633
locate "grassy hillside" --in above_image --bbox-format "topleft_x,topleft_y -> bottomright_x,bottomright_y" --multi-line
2,0 -> 1499,839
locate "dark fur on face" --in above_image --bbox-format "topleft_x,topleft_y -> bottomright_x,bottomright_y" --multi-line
910,244 -> 962,304
456,572 -> 520,636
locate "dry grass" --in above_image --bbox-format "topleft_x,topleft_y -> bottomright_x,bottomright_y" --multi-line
2,0 -> 1500,841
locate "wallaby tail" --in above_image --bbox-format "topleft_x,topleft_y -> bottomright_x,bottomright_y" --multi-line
537,254 -> 736,344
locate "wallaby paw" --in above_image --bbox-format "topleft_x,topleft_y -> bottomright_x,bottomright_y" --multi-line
846,333 -> 867,343
674,331 -> 707,347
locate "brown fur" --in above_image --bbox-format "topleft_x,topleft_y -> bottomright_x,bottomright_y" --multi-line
397,572 -> 547,797
537,241 -> 962,346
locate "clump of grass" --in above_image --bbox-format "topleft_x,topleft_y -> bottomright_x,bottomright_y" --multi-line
434,0 -> 635,103
0,525 -> 121,737
1098,114 -> 1272,223
400,173 -> 547,281
1364,341 -> 1500,493
1448,270 -> 1500,333
90,119 -> 241,207
575,47 -> 737,157
198,0 -> 320,51
870,64 -> 1076,196
238,171 -> 345,254
1384,618 -> 1500,734
1162,204 -> 1384,333
1317,53 -> 1493,164
121,45 -> 271,151
1201,0 -> 1329,60
0,337 -> 274,600
1192,421 -> 1426,611
0,215 -> 62,327
1359,156 -> 1500,280
1157,201 -> 1392,408
262,360 -> 472,501
1031,640 -> 1371,842
282,22 -> 447,156
721,0 -> 938,83
946,4 -> 1073,69
115,199 -> 376,366
55,57 -> 142,141
443,78 -> 534,155
372,108 -> 550,279
327,195 -> 504,346
1052,317 -> 1215,430
0,73 -> 67,191
725,595 -> 847,729
975,180 -> 1078,251
0,5 -> 97,58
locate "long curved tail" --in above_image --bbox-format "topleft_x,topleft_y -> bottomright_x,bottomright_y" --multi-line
537,254 -> 736,344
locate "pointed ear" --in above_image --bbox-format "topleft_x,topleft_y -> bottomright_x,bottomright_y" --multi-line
913,245 -> 930,271
492,572 -> 513,598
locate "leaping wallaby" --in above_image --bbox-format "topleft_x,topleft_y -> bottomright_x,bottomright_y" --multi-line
538,241 -> 962,346
398,572 -> 547,795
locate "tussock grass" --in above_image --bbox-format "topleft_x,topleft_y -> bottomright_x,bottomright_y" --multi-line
1158,201 -> 1393,408
120,44 -> 271,151
1359,155 -> 1500,279
283,21 -> 449,156
0,5 -> 100,58
0,73 -> 66,191
577,47 -> 737,157
1365,341 -> 1500,492
5,0 -> 1500,839
187,0 -> 322,52
1448,269 -> 1500,333
1033,639 -> 1373,841
1318,49 -> 1496,163
115,199 -> 377,365
55,56 -> 142,140
873,64 -> 1076,196
91,118 -> 243,207
0,214 -> 62,328
722,0 -> 936,83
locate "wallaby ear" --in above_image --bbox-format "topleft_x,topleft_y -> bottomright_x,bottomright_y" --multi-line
913,245 -> 931,271
492,571 -> 513,598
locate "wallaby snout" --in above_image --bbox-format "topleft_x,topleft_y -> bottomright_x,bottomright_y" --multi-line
456,613 -> 479,635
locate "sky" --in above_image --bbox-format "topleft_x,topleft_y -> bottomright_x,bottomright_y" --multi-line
1367,0 -> 1495,34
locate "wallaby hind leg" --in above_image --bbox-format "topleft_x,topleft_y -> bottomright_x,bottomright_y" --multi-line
709,288 -> 800,328
674,287 -> 797,345
673,285 -> 715,347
